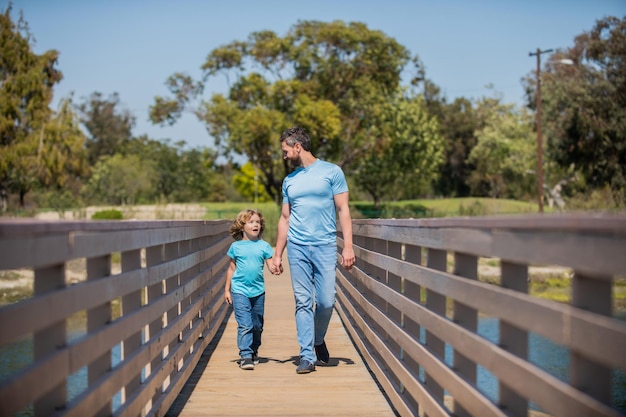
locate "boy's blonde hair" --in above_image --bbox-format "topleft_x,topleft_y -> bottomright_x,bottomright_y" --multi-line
230,209 -> 265,241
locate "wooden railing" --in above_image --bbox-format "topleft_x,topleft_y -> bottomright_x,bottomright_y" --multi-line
335,214 -> 626,417
0,219 -> 231,417
2,215 -> 625,417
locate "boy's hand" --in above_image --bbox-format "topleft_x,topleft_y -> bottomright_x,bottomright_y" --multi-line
225,291 -> 232,305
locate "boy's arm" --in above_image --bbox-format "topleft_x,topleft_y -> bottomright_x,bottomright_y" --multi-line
224,259 -> 236,304
265,257 -> 276,274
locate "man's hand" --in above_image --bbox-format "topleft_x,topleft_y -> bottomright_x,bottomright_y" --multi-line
271,257 -> 283,275
340,246 -> 356,271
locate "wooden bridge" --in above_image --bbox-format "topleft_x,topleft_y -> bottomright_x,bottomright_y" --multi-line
0,214 -> 625,417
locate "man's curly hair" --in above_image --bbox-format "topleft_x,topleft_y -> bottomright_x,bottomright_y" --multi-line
280,126 -> 312,151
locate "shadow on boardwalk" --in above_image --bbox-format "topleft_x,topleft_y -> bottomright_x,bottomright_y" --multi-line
165,258 -> 398,417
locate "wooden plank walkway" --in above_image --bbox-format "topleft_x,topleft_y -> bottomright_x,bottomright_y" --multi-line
166,257 -> 398,417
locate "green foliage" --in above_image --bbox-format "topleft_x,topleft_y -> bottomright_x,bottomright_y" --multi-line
432,96 -> 480,197
565,186 -> 625,211
531,16 -> 626,207
37,189 -> 80,218
121,136 -> 226,203
92,209 -> 123,220
468,101 -> 535,200
82,154 -> 157,205
388,197 -> 540,217
201,201 -> 280,243
0,5 -> 63,211
38,98 -> 88,190
458,200 -> 489,216
352,203 -> 431,219
77,92 -> 135,165
233,162 -> 273,203
151,20 -> 412,204
354,93 -> 445,205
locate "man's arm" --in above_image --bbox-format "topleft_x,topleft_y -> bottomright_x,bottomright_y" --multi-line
334,192 -> 355,270
272,203 -> 290,275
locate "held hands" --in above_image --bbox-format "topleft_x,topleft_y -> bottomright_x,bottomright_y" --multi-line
270,258 -> 284,275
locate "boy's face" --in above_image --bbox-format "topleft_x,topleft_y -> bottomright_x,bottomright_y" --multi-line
242,213 -> 262,240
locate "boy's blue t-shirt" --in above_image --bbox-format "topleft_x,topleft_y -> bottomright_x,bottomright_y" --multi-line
227,239 -> 273,298
282,159 -> 349,245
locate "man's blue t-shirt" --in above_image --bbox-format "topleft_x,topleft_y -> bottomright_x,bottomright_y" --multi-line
227,239 -> 273,298
282,159 -> 349,245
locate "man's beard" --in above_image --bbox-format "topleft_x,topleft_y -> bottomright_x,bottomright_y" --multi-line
288,155 -> 302,168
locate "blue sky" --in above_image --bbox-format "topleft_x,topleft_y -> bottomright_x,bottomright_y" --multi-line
4,0 -> 625,149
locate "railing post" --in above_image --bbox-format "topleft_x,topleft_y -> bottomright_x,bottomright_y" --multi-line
146,244 -> 164,411
452,252 -> 478,417
424,248 -> 447,415
178,238 -> 194,362
361,236 -> 387,339
403,243 -> 423,414
163,241 -> 181,392
33,263 -> 67,416
499,261 -> 529,416
387,240 -> 403,327
121,248 -> 143,415
86,254 -> 112,417
570,272 -> 612,404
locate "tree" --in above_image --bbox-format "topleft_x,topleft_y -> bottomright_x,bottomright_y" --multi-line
354,92 -> 444,206
34,97 -> 87,212
77,91 -> 135,166
175,146 -> 227,202
526,16 -> 626,206
37,97 -> 87,191
468,102 -> 535,199
0,4 -> 62,211
434,97 -> 481,197
82,154 -> 157,205
233,162 -> 273,203
409,57 -> 482,198
121,135 -> 226,203
150,20 -> 412,202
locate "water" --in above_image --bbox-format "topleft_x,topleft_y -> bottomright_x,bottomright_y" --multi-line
2,320 -> 625,415
466,317 -> 625,413
0,334 -> 122,416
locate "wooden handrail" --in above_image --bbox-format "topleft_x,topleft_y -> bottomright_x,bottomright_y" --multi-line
0,219 -> 231,417
1,214 -> 625,417
336,213 -> 626,417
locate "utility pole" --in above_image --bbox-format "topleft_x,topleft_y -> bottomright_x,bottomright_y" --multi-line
529,48 -> 553,213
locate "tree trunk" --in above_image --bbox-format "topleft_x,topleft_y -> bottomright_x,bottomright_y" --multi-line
0,180 -> 7,213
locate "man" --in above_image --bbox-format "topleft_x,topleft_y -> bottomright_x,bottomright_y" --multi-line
272,126 -> 356,374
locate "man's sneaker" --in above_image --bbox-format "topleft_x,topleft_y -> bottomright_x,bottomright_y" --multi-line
296,358 -> 315,374
315,341 -> 330,365
252,352 -> 260,365
240,357 -> 254,370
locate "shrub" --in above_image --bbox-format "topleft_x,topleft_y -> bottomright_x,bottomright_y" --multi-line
92,209 -> 123,220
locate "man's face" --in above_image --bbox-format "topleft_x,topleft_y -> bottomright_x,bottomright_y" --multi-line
281,141 -> 302,167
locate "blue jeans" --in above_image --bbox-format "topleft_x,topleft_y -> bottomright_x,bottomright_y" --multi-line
232,292 -> 265,359
287,241 -> 337,363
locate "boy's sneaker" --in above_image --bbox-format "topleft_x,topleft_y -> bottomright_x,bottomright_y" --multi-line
296,358 -> 315,374
315,341 -> 330,365
253,352 -> 260,365
240,358 -> 254,370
